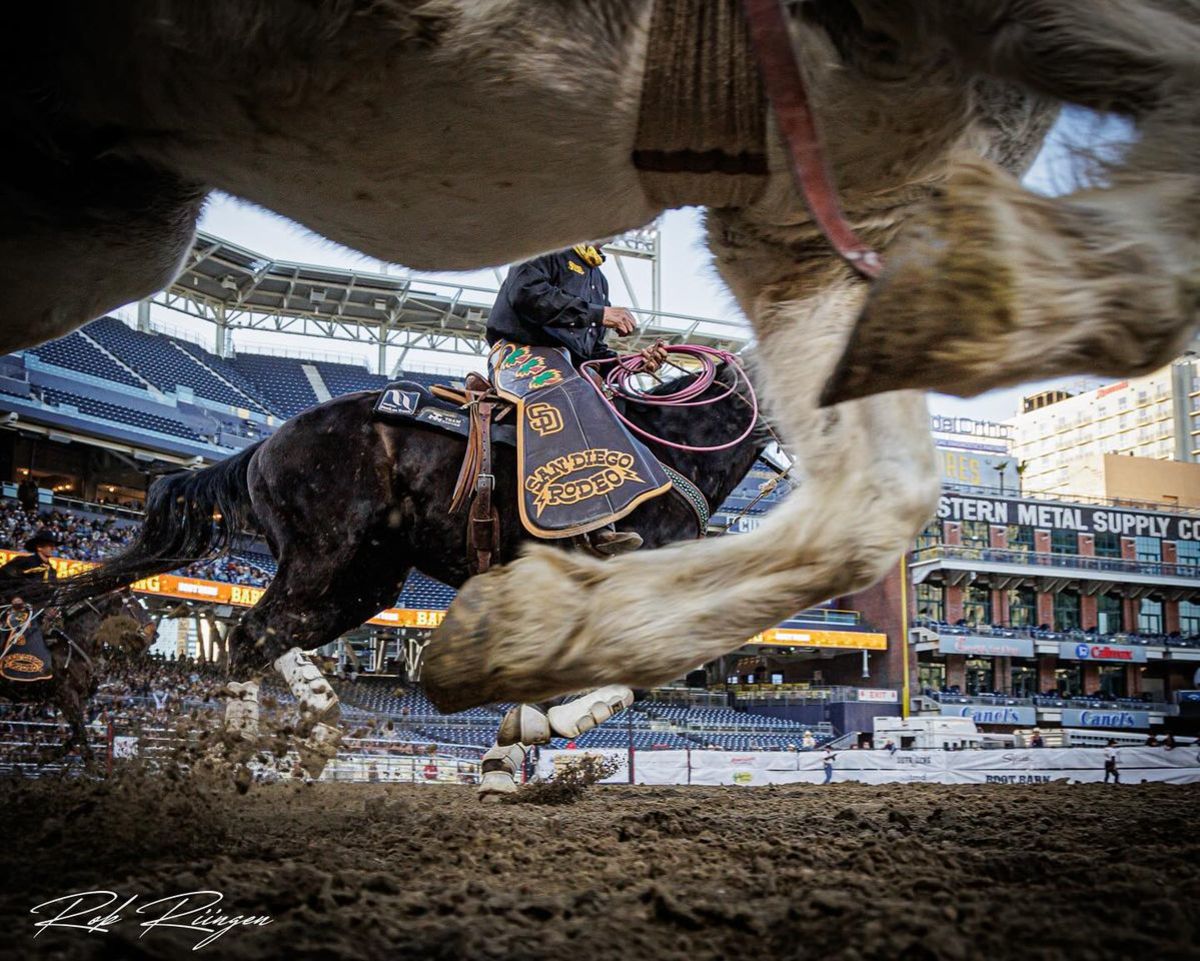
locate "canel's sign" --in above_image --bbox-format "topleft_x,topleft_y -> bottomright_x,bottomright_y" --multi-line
939,636 -> 1035,658
1061,709 -> 1151,729
940,704 -> 1038,726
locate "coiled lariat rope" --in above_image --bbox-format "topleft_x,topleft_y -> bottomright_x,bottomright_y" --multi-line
580,344 -> 759,452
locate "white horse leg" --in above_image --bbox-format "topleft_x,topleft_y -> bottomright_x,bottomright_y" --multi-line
273,647 -> 342,776
823,0 -> 1200,404
422,259 -> 940,709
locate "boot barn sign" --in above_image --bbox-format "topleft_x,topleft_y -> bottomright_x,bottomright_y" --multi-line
937,493 -> 1200,541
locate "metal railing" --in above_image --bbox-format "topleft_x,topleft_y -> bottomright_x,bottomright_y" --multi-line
731,686 -> 898,706
912,544 -> 1200,581
929,691 -> 1177,714
913,618 -> 1200,649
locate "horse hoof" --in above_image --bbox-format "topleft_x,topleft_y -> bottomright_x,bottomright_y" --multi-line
421,573 -> 504,713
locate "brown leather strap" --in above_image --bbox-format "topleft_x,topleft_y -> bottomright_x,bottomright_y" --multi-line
466,397 -> 500,574
740,0 -> 882,279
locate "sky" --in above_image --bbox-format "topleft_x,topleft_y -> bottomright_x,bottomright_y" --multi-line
142,107 -> 1125,425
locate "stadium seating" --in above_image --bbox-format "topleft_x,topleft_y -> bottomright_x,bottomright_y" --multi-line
398,571 -> 457,610
312,360 -> 391,397
41,386 -> 202,441
30,332 -> 146,390
230,353 -> 319,418
171,340 -> 273,413
83,318 -> 263,412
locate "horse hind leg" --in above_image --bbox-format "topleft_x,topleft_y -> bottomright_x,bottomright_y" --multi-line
822,0 -> 1200,404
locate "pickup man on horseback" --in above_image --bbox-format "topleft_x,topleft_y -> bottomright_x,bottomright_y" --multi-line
486,244 -> 669,556
0,531 -> 59,682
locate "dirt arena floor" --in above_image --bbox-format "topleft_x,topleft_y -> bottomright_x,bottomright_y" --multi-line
1,775 -> 1197,961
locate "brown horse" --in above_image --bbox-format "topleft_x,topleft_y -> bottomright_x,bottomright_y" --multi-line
0,591 -> 157,762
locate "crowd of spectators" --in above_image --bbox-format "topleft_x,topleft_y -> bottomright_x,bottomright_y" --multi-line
0,500 -> 136,560
0,496 -> 273,587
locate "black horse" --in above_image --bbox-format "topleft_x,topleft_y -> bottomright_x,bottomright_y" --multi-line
54,364 -> 766,697
0,591 -> 156,761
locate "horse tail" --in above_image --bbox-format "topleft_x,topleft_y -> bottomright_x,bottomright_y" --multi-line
54,442 -> 263,605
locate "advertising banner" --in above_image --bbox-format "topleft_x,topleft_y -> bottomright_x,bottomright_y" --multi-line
939,635 -> 1036,658
939,703 -> 1038,726
1060,708 -> 1151,729
936,492 -> 1200,542
535,747 -> 1200,786
1057,642 -> 1147,663
535,748 -> 630,784
753,628 -> 887,650
0,548 -> 444,632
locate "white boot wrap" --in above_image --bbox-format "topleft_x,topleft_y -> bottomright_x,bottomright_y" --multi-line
497,704 -> 551,746
273,647 -> 339,720
224,680 -> 260,738
546,685 -> 634,738
479,743 -> 526,796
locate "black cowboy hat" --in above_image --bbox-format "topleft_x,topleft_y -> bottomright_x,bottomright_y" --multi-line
22,531 -> 57,552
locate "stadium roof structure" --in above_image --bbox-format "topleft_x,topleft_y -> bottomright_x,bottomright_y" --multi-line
152,229 -> 750,370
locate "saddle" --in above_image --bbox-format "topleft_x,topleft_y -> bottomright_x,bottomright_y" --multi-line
375,343 -> 702,575
0,607 -> 53,682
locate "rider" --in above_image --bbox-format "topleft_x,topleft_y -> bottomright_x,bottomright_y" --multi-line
0,530 -> 59,599
486,243 -> 668,555
0,531 -> 59,682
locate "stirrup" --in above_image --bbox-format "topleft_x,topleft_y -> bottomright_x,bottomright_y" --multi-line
587,529 -> 643,556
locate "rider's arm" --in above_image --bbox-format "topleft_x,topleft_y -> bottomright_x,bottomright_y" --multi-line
508,256 -> 606,333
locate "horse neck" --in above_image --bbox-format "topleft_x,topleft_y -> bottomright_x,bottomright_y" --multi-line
626,388 -> 765,510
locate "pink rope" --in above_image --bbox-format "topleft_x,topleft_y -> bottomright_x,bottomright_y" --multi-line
580,345 -> 759,452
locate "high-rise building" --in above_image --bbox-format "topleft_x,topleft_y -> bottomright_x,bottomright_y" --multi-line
1009,358 -> 1199,495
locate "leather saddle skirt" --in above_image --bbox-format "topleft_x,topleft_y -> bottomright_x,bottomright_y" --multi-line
488,342 -> 672,537
0,610 -> 53,682
373,348 -> 676,539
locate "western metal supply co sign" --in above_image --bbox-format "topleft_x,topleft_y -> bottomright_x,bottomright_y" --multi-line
937,493 -> 1200,540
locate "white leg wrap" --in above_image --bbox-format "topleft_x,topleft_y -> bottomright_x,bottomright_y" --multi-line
478,742 -> 526,798
224,680 -> 260,739
296,721 -> 342,779
273,647 -> 340,721
497,704 -> 551,746
546,685 -> 634,739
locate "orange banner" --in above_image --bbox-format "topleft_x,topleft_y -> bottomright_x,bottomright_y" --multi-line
751,627 -> 888,650
0,549 -> 443,630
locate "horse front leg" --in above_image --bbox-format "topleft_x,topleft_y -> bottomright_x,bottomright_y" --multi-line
822,0 -> 1200,404
55,686 -> 94,768
421,232 -> 940,709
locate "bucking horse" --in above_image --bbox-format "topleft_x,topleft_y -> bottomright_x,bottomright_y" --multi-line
53,361 -> 768,767
4,1 -> 1198,715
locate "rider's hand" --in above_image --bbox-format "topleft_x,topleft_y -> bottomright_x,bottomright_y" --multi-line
602,307 -> 636,337
639,342 -> 669,373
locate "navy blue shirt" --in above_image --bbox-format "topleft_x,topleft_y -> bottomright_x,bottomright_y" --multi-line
486,249 -> 618,366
